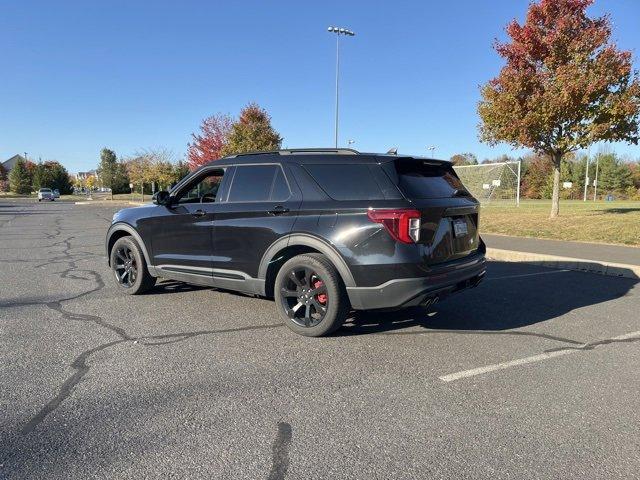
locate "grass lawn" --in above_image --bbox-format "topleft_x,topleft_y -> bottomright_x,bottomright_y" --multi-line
481,200 -> 640,246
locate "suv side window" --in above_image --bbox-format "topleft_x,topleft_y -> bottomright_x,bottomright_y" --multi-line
304,164 -> 393,200
227,165 -> 290,202
176,168 -> 225,204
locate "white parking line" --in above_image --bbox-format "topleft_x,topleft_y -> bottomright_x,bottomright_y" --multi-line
486,269 -> 569,281
439,330 -> 640,382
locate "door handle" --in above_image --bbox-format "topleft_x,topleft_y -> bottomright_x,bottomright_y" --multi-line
267,206 -> 289,216
192,209 -> 207,218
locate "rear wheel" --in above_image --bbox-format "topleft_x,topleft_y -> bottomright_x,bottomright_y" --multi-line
275,253 -> 350,337
110,236 -> 156,294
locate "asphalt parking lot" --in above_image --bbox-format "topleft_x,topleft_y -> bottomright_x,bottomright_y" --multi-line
1,199 -> 639,479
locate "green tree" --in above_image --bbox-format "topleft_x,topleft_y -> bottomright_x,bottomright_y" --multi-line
111,162 -> 131,194
478,0 -> 640,217
629,162 -> 640,190
594,152 -> 632,195
0,163 -> 8,192
8,159 -> 32,194
32,162 -> 54,190
221,103 -> 282,156
48,162 -> 73,194
173,160 -> 190,185
97,148 -> 118,199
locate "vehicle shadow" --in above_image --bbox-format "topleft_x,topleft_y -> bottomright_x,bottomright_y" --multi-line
336,261 -> 637,336
149,280 -> 211,294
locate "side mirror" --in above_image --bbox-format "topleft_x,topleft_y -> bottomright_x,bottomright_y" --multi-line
153,190 -> 172,206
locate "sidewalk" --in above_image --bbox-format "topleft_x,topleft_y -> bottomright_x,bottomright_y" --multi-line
483,234 -> 640,279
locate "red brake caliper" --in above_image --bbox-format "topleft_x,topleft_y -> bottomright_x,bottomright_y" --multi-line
313,279 -> 327,305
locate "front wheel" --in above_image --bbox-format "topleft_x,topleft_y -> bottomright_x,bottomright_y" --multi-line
110,236 -> 156,294
275,253 -> 350,337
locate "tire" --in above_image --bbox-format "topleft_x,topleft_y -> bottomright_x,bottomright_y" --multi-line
275,253 -> 350,337
110,236 -> 156,295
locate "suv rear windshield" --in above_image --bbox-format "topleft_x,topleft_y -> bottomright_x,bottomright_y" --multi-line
384,159 -> 468,199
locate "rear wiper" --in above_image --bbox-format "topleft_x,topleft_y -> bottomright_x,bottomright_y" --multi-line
452,189 -> 471,197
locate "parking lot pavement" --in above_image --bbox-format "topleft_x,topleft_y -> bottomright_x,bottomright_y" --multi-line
1,199 -> 639,479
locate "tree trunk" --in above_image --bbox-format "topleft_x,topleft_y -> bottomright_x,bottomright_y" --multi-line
550,153 -> 562,218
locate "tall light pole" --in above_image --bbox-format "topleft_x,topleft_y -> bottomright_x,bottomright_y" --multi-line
593,154 -> 600,201
583,148 -> 590,202
327,26 -> 355,148
427,145 -> 436,158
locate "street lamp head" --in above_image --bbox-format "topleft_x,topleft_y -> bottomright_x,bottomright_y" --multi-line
339,28 -> 345,33
327,26 -> 334,32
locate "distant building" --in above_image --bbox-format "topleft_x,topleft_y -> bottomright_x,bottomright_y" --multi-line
76,170 -> 97,180
1,154 -> 26,173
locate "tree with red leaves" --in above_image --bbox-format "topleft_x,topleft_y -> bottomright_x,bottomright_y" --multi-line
479,0 -> 640,217
186,113 -> 233,171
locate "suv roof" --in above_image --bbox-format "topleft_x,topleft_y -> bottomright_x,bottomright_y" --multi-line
209,148 -> 446,167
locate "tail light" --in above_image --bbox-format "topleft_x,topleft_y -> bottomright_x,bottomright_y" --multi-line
366,209 -> 421,243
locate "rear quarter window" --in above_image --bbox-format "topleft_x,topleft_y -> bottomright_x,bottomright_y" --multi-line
304,164 -> 400,201
385,159 -> 467,199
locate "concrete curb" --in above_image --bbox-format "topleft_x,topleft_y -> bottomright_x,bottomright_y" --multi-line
486,247 -> 640,280
75,201 -> 146,206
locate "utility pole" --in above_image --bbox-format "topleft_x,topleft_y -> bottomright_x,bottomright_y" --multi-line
327,26 -> 355,148
593,154 -> 600,201
516,159 -> 521,207
583,154 -> 590,201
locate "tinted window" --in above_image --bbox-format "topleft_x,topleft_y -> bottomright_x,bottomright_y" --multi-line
305,164 -> 386,200
177,169 -> 225,204
271,167 -> 291,201
228,165 -> 278,202
387,159 -> 467,199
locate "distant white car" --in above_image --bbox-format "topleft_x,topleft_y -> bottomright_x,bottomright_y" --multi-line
38,188 -> 54,202
52,189 -> 60,198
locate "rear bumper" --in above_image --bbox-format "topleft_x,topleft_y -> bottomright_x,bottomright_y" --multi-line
346,252 -> 486,310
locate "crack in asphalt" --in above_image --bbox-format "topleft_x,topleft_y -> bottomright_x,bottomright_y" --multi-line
20,339 -> 127,435
136,323 -> 283,346
544,334 -> 640,353
3,209 -> 286,435
267,422 -> 292,480
380,328 -> 584,346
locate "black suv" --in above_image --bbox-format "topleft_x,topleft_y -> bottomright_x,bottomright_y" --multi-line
106,148 -> 485,336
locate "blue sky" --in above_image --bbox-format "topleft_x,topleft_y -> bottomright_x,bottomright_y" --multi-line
1,0 -> 639,173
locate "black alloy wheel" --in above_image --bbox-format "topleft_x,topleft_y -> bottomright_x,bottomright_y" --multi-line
280,267 -> 328,327
113,243 -> 138,288
109,236 -> 156,294
275,253 -> 350,337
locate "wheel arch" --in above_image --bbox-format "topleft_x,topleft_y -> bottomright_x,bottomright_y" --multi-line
259,234 -> 356,298
106,223 -> 154,273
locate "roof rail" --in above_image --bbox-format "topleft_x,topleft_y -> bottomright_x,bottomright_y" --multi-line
278,148 -> 359,155
225,147 -> 361,158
